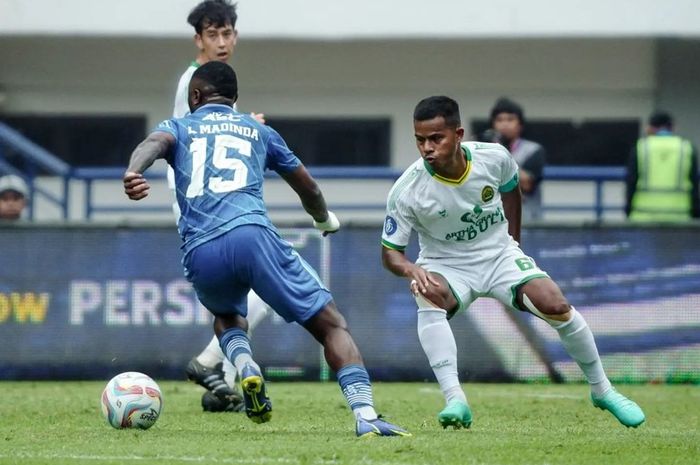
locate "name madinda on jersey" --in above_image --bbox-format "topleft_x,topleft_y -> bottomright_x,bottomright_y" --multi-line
192,112 -> 260,140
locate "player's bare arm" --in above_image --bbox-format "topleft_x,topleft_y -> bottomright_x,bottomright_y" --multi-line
501,187 -> 522,243
279,165 -> 339,236
124,132 -> 175,201
381,247 -> 440,294
518,169 -> 534,193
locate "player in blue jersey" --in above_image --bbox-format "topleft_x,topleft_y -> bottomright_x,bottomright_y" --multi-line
123,61 -> 410,437
173,2 -> 269,413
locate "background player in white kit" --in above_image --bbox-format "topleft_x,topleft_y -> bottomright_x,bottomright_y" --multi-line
172,0 -> 268,412
381,96 -> 645,429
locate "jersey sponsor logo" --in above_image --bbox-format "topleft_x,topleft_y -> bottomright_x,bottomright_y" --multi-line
384,216 -> 398,235
460,205 -> 483,223
481,186 -> 495,202
448,206 -> 505,241
438,209 -> 447,218
202,112 -> 244,122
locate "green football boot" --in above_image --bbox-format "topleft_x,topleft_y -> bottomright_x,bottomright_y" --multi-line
591,388 -> 645,428
438,400 -> 472,429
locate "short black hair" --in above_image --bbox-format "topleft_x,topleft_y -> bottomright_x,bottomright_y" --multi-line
192,61 -> 238,100
649,111 -> 673,129
413,96 -> 461,128
490,97 -> 524,125
188,0 -> 238,34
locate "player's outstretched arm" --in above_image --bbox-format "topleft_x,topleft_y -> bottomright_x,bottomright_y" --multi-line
381,246 -> 439,294
280,165 -> 339,236
123,132 -> 175,201
501,187 -> 522,243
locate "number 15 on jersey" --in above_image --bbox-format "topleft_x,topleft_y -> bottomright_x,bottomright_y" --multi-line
186,134 -> 251,198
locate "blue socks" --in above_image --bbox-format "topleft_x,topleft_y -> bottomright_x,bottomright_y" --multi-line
337,364 -> 377,420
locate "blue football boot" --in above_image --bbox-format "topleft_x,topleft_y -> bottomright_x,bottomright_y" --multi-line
356,416 -> 411,438
240,363 -> 272,423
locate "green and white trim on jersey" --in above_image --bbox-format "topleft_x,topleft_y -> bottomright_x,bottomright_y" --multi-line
381,141 -> 520,265
509,273 -> 549,311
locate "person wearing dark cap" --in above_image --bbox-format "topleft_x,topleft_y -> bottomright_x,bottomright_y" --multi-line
626,111 -> 699,221
0,174 -> 29,221
488,97 -> 546,222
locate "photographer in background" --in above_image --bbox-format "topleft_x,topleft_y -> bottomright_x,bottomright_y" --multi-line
486,98 -> 546,223
626,111 -> 699,222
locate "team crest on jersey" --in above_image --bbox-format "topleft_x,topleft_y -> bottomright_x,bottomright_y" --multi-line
384,216 -> 398,235
481,186 -> 495,202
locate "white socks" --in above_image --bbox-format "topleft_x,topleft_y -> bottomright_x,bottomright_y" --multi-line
246,291 -> 272,334
417,308 -> 468,405
550,308 -> 612,397
196,291 -> 272,385
196,335 -> 225,367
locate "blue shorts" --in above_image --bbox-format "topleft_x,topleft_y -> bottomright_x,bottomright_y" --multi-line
183,224 -> 332,324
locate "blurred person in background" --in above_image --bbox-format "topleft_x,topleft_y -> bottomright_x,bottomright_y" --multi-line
487,97 -> 546,223
172,0 -> 269,413
0,174 -> 29,221
626,111 -> 699,221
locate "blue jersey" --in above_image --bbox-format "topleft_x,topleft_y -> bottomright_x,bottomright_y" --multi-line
154,103 -> 301,255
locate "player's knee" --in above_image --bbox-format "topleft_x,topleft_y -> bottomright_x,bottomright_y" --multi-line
308,302 -> 349,333
415,284 -> 452,311
540,301 -> 572,322
521,293 -> 571,323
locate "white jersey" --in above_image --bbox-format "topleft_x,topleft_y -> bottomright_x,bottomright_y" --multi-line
167,63 -> 199,197
382,141 -> 520,267
173,63 -> 198,119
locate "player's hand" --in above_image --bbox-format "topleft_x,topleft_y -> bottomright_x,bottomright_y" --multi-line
407,265 -> 440,295
313,211 -> 340,237
251,112 -> 266,124
123,172 -> 150,201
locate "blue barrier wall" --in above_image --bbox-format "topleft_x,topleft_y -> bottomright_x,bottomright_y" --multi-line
1,224 -> 699,382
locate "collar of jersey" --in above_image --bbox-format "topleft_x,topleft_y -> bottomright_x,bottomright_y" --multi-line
193,103 -> 236,114
190,61 -> 200,69
423,146 -> 472,186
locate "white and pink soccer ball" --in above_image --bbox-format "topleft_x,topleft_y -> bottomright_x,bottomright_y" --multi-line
101,372 -> 162,430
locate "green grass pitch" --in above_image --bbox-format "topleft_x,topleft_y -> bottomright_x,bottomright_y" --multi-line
0,381 -> 697,465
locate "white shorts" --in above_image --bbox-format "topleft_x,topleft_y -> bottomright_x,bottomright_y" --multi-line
420,244 -> 549,313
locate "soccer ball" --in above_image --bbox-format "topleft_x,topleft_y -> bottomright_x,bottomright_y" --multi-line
101,372 -> 162,430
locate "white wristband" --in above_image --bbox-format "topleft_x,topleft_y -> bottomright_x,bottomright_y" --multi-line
313,210 -> 340,233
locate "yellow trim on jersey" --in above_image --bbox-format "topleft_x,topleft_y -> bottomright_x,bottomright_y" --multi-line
426,147 -> 472,187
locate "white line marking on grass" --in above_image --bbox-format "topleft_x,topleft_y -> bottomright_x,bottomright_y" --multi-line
417,387 -> 442,395
483,391 -> 581,400
418,386 -> 580,400
0,454 -> 297,464
0,453 -> 431,465
523,393 -> 580,400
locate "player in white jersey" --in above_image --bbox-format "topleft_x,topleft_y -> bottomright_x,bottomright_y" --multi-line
382,96 -> 645,429
172,0 -> 268,413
